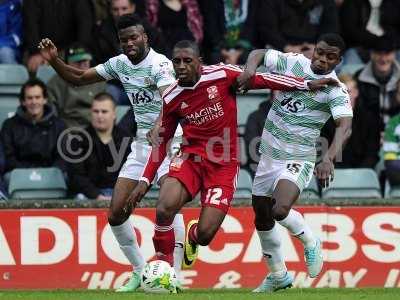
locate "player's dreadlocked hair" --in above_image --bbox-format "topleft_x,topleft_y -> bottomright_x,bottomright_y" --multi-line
317,33 -> 346,56
173,40 -> 200,57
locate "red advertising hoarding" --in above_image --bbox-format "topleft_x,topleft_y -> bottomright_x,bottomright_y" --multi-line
0,206 -> 399,289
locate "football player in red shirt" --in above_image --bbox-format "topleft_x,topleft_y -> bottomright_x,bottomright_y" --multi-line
127,40 -> 337,269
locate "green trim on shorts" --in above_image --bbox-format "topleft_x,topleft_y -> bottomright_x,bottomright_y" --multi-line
296,162 -> 314,192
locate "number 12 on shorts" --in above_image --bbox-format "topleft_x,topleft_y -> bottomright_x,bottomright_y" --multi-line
205,187 -> 223,205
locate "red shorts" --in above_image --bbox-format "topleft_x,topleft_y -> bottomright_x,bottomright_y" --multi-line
168,154 -> 240,213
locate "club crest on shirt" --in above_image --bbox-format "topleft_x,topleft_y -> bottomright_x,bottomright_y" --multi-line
207,85 -> 219,100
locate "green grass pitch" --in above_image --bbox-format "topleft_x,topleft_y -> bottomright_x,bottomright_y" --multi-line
0,288 -> 399,300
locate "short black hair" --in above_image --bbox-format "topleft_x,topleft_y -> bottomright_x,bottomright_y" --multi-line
173,40 -> 200,57
20,78 -> 48,102
93,92 -> 116,109
116,13 -> 145,32
317,33 -> 346,56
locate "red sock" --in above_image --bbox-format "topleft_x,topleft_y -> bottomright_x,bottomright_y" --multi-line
188,223 -> 199,245
153,220 -> 175,266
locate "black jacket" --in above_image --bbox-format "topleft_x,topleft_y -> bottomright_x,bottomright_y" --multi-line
320,101 -> 380,168
340,0 -> 400,49
355,62 -> 400,129
0,104 -> 66,173
23,0 -> 93,54
244,100 -> 271,176
68,125 -> 131,198
247,0 -> 338,50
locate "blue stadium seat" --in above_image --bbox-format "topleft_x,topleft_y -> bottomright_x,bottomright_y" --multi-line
146,184 -> 160,199
0,64 -> 29,96
8,168 -> 67,199
384,180 -> 400,198
0,97 -> 18,128
237,90 -> 269,127
322,168 -> 381,199
36,65 -> 56,83
300,176 -> 320,201
116,105 -> 130,122
234,168 -> 253,199
339,64 -> 365,76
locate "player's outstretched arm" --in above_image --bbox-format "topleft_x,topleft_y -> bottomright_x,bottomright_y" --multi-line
237,49 -> 267,91
315,117 -> 352,188
38,38 -> 104,86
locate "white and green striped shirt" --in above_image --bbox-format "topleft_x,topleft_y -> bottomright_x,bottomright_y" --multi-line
95,49 -> 176,141
261,49 -> 353,162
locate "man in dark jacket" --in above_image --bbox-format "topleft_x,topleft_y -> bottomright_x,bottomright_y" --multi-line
320,74 -> 380,168
243,0 -> 338,52
0,142 -> 8,199
69,92 -> 131,200
23,0 -> 93,73
0,79 -> 67,173
355,38 -> 400,131
243,99 -> 272,177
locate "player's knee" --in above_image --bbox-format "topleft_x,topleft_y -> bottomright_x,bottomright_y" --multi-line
254,216 -> 275,231
272,204 -> 290,221
155,202 -> 175,224
107,207 -> 129,226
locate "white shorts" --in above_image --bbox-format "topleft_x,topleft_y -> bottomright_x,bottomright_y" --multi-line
252,154 -> 315,197
118,140 -> 179,185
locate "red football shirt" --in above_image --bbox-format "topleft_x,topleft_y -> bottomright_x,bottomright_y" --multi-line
140,64 -> 308,184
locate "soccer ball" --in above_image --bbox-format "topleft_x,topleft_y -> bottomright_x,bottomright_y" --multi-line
140,260 -> 178,293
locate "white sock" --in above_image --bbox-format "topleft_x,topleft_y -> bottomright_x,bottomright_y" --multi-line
257,225 -> 287,278
173,213 -> 185,280
111,218 -> 145,273
277,209 -> 316,248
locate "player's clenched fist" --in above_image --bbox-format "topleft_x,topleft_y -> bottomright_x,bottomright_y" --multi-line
38,38 -> 59,62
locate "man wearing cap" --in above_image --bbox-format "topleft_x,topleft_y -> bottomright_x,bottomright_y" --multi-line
355,37 -> 400,132
47,43 -> 107,128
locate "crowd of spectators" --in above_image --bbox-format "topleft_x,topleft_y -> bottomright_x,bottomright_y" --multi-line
2,0 -> 400,198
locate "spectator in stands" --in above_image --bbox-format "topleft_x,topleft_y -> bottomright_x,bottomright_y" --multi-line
0,79 -> 66,175
198,0 -> 253,65
383,85 -> 400,186
47,44 -> 106,128
244,97 -> 272,177
146,0 -> 203,58
320,74 -> 380,168
69,93 -> 131,200
0,142 -> 8,200
111,0 -> 146,18
340,0 -> 400,65
23,0 -> 93,73
243,0 -> 338,55
355,37 -> 400,129
0,0 -> 22,64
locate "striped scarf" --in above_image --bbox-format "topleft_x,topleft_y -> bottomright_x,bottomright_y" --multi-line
146,0 -> 203,43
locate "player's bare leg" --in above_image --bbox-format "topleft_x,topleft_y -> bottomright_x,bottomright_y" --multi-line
252,195 -> 293,292
153,177 -> 191,266
273,179 -> 322,278
183,205 -> 227,268
108,178 -> 144,292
